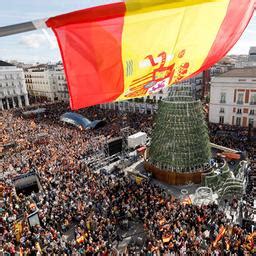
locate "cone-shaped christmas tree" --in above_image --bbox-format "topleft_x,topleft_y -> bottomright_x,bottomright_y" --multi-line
145,85 -> 211,185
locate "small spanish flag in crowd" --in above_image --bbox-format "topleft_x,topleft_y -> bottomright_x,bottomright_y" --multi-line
182,196 -> 192,205
213,225 -> 226,247
135,175 -> 143,184
45,0 -> 255,109
162,234 -> 173,243
35,242 -> 42,254
77,233 -> 88,243
14,221 -> 23,241
246,231 -> 256,251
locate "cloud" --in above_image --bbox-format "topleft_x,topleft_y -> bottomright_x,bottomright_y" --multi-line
18,31 -> 58,49
19,33 -> 46,48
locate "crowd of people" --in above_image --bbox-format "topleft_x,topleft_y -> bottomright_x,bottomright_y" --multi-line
208,123 -> 256,160
1,103 -> 255,255
209,123 -> 256,227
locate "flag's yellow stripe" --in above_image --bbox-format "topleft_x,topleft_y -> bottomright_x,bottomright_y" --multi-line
118,0 -> 230,100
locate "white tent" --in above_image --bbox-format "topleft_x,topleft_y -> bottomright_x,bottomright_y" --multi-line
128,132 -> 147,149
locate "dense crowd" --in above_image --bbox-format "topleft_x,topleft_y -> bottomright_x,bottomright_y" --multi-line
208,123 -> 256,160
1,103 -> 255,255
209,123 -> 256,226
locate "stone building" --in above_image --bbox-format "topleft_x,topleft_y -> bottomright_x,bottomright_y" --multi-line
24,63 -> 69,102
0,60 -> 29,110
209,67 -> 256,127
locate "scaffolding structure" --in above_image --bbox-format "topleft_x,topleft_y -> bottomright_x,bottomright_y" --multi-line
148,85 -> 211,173
84,127 -> 133,171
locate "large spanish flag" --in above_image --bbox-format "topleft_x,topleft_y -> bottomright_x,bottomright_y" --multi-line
46,0 -> 255,109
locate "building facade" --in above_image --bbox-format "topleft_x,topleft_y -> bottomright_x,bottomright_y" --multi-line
54,69 -> 69,101
209,67 -> 256,127
25,64 -> 69,102
0,60 -> 29,110
248,46 -> 256,62
233,47 -> 256,68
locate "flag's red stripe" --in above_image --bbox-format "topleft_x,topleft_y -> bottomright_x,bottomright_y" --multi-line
190,0 -> 255,77
46,3 -> 126,28
47,3 -> 126,109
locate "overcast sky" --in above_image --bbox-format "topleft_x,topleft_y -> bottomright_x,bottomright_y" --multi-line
0,0 -> 255,63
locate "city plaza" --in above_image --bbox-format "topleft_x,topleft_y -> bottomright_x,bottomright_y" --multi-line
1,85 -> 255,254
1,1 -> 256,255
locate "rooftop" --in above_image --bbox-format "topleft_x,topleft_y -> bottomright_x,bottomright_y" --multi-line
0,60 -> 14,67
25,63 -> 63,72
218,67 -> 256,78
249,46 -> 256,55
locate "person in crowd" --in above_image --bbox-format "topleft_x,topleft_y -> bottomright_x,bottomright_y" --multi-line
2,103 -> 255,255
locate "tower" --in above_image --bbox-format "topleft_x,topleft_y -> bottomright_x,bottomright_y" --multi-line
145,85 -> 211,185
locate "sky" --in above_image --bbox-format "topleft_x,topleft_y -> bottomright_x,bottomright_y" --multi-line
0,0 -> 255,63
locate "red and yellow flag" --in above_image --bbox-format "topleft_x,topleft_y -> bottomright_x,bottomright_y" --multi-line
182,196 -> 192,205
77,232 -> 88,243
162,234 -> 173,243
46,0 -> 255,109
213,225 -> 226,247
14,220 -> 23,241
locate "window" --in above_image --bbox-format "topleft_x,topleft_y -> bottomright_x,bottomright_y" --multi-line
250,94 -> 256,105
237,93 -> 244,104
248,118 -> 254,127
237,108 -> 242,114
236,117 -> 241,126
219,116 -> 224,124
249,109 -> 255,115
220,92 -> 226,103
219,108 -> 225,113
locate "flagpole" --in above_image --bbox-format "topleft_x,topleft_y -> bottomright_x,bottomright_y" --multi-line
0,19 -> 47,37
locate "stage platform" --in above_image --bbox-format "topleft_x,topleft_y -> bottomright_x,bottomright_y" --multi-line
144,161 -> 207,185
